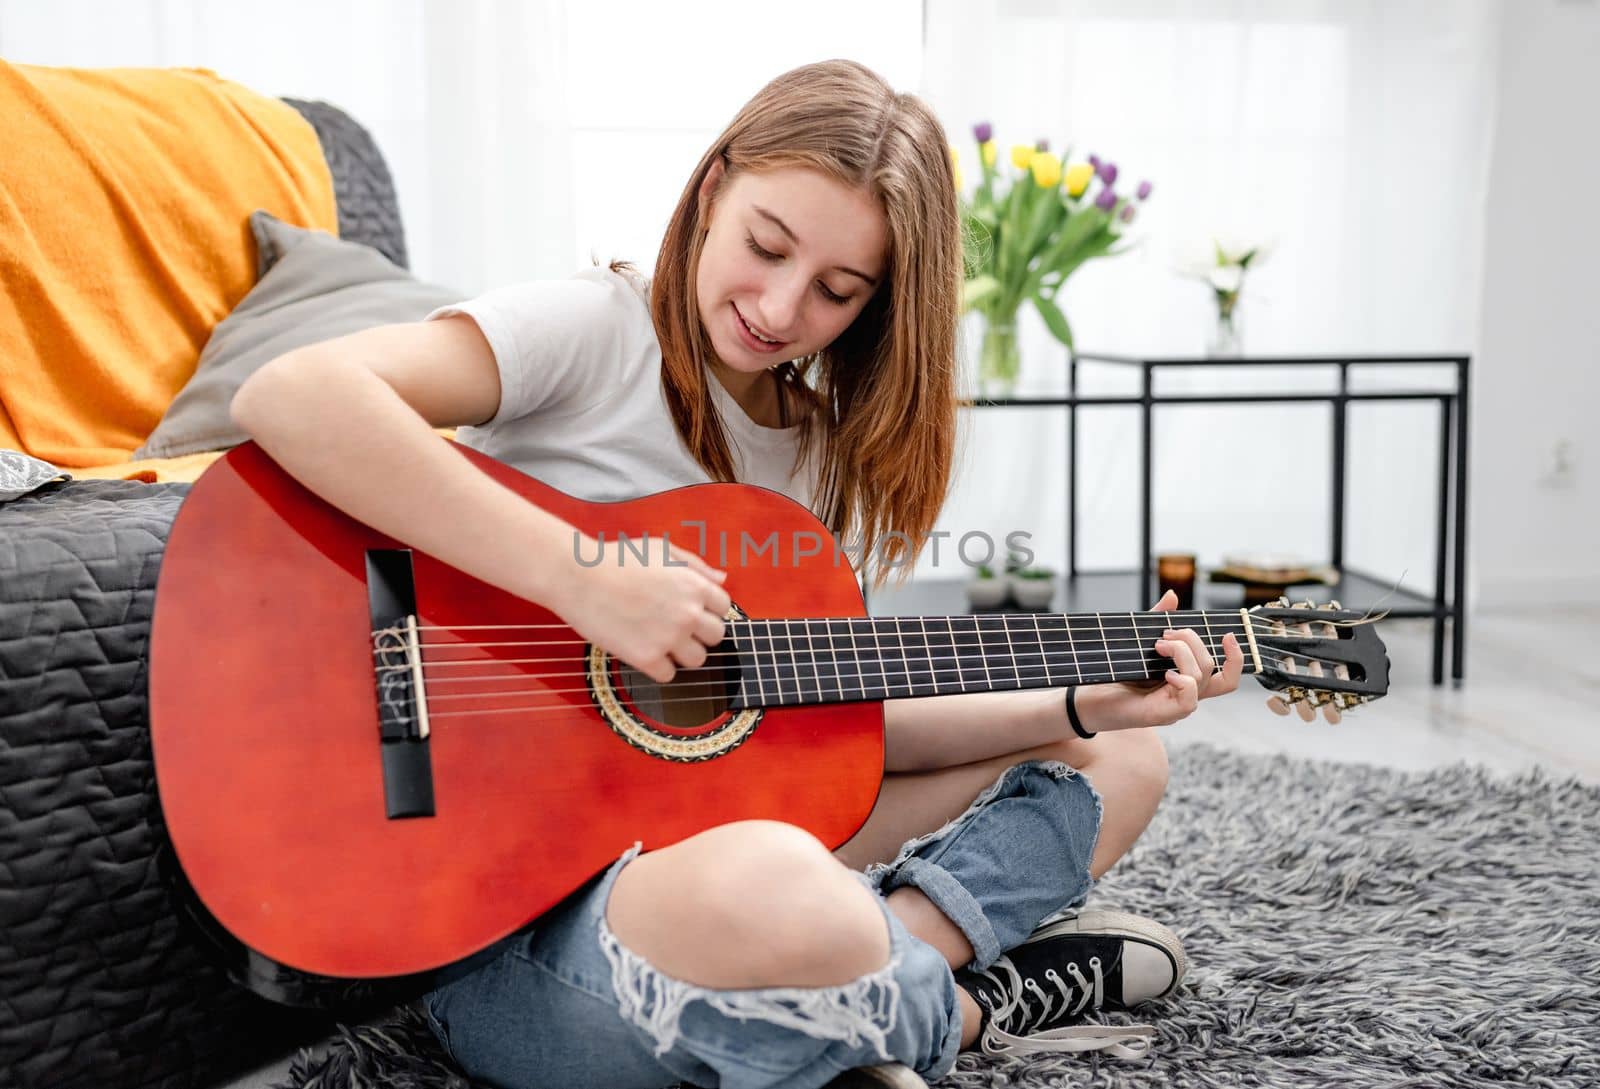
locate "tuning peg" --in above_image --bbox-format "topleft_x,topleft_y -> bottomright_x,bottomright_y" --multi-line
1321,703 -> 1342,725
1266,695 -> 1292,716
1297,598 -> 1317,609
1328,599 -> 1343,610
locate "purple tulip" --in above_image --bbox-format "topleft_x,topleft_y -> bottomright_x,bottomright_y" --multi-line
1098,161 -> 1118,186
1095,186 -> 1118,211
1120,204 -> 1136,222
973,121 -> 993,144
1035,138 -> 1050,152
1137,180 -> 1153,201
1089,154 -> 1101,170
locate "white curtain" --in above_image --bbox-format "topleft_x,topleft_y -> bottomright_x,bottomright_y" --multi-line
921,0 -> 1499,592
0,0 -> 921,291
2,0 -> 1503,598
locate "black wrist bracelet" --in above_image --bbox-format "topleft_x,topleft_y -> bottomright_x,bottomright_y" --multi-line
1065,686 -> 1095,739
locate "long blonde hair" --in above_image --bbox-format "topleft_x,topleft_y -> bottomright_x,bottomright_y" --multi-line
619,59 -> 962,589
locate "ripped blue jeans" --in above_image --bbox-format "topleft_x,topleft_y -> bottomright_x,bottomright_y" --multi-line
423,760 -> 1104,1089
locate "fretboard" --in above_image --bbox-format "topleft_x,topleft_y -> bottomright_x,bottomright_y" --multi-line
727,611 -> 1248,709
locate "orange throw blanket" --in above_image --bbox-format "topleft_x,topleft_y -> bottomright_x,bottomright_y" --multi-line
0,62 -> 336,468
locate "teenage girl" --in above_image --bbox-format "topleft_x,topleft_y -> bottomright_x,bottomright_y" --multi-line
232,59 -> 1242,1089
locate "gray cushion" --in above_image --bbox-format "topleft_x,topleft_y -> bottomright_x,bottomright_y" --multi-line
132,211 -> 461,460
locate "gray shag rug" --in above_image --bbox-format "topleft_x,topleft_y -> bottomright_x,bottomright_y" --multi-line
273,743 -> 1600,1089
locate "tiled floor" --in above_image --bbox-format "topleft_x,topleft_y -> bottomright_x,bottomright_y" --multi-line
221,603 -> 1600,1088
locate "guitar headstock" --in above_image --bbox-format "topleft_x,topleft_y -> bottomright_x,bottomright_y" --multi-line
1244,598 -> 1390,723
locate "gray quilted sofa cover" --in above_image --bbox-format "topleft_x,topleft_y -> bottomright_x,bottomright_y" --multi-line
1,99 -> 410,1089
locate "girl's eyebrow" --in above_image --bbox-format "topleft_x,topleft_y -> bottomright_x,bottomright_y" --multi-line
751,205 -> 879,286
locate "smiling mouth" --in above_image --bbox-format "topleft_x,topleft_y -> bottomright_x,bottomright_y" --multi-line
734,305 -> 786,347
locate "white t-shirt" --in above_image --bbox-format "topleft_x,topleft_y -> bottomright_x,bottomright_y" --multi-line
425,266 -> 820,513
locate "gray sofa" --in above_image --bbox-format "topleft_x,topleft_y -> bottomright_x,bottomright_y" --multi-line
0,98 -> 412,1089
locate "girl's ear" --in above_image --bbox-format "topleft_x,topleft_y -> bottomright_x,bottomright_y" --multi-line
697,155 -> 727,225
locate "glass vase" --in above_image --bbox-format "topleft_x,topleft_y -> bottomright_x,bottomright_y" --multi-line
978,315 -> 1021,399
1207,309 -> 1242,357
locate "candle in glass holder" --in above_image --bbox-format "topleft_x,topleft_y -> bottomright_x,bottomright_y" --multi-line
1157,552 -> 1197,610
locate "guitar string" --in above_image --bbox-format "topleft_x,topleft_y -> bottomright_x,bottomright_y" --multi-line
377,645 -> 1354,716
383,629 -> 1350,671
393,621 -> 1285,657
380,628 -> 1356,678
409,608 -> 1328,632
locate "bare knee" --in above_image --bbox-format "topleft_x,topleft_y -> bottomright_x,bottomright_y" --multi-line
1037,726 -> 1169,802
606,820 -> 890,989
1110,727 -> 1170,803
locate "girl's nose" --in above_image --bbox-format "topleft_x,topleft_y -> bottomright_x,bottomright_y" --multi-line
756,277 -> 806,339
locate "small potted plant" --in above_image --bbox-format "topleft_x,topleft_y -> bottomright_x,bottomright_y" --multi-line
965,563 -> 1011,609
1009,565 -> 1058,609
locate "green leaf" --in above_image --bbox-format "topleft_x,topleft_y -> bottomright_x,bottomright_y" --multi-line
1032,290 -> 1074,349
962,275 -> 1002,312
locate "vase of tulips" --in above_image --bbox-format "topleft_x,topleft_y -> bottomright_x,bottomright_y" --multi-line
953,122 -> 1152,397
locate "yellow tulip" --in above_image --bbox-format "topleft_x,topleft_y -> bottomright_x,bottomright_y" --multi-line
1010,144 -> 1035,171
1030,151 -> 1062,189
1064,162 -> 1094,197
980,140 -> 997,168
949,143 -> 960,165
954,163 -> 964,191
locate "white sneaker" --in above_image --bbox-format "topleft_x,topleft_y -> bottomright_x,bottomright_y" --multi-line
821,1062 -> 927,1088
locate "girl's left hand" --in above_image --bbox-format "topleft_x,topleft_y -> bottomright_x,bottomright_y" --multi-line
1074,589 -> 1245,732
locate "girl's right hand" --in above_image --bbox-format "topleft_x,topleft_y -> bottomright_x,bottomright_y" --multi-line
552,533 -> 732,684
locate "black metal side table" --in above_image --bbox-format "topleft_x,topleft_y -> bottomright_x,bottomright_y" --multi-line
865,352 -> 1471,686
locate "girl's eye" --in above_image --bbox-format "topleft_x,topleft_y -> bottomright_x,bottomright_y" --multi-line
745,235 -> 853,306
745,235 -> 781,262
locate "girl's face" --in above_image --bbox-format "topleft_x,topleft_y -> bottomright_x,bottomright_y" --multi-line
695,160 -> 888,377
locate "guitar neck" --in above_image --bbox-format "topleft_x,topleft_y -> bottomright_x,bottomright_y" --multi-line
727,610 -> 1249,709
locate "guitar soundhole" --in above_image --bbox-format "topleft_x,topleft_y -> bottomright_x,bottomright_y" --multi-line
613,657 -> 736,731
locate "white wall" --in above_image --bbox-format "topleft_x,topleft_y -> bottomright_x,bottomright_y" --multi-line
1471,0 -> 1600,609
921,0 -> 1499,607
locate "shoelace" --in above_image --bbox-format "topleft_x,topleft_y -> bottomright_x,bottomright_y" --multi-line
971,954 -> 1157,1060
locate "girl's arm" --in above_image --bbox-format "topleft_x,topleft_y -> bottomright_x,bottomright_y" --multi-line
230,317 -> 587,613
882,689 -> 1092,772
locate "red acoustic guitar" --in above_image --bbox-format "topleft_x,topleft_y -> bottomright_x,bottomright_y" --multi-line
149,440 -> 1388,1001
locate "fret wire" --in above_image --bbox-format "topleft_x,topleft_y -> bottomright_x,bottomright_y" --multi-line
904,616 -> 925,697
830,618 -> 855,701
894,616 -> 913,698
755,620 -> 768,703
915,616 -> 936,696
818,618 -> 840,701
954,614 -> 989,692
839,617 -> 861,700
976,615 -> 1017,688
1034,614 -> 1052,685
804,618 -> 824,702
781,618 -> 801,705
1059,612 -> 1079,684
823,618 -> 840,701
737,624 -> 754,708
1094,612 -> 1116,680
871,613 -> 890,699
943,616 -> 965,693
999,614 -> 1020,686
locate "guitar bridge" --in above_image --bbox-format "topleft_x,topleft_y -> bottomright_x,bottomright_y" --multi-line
367,549 -> 436,819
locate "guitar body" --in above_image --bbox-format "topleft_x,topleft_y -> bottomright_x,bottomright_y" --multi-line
149,441 -> 882,984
